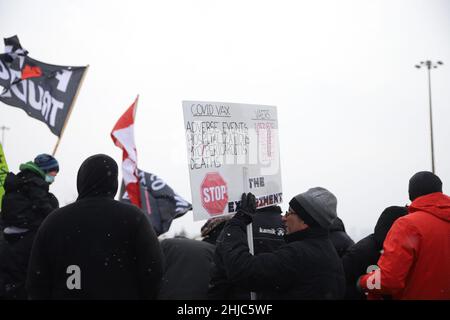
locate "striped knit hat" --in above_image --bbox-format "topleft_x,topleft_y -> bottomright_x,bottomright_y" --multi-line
34,154 -> 59,173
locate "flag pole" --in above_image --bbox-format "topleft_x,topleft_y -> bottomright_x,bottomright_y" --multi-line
133,94 -> 140,119
52,65 -> 90,156
131,94 -> 140,204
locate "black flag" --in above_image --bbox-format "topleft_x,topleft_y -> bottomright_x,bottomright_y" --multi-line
119,169 -> 192,236
0,35 -> 86,136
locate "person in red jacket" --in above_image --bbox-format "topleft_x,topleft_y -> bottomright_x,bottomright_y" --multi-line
359,171 -> 450,299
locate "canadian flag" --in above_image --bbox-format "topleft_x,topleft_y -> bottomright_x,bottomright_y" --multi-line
111,96 -> 141,207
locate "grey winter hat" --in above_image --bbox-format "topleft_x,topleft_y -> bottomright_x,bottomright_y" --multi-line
290,187 -> 337,229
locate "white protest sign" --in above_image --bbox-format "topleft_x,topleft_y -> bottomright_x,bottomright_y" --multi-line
183,101 -> 282,221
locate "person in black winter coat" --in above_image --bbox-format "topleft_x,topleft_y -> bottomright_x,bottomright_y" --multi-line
329,217 -> 354,257
26,154 -> 163,300
208,206 -> 285,300
0,154 -> 59,299
216,188 -> 345,300
341,206 -> 407,299
157,216 -> 232,300
157,236 -> 215,300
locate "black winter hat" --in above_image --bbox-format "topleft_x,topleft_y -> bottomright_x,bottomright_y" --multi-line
373,206 -> 407,248
408,171 -> 442,201
77,154 -> 118,200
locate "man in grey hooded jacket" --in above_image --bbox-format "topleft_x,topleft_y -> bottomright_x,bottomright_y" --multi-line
215,187 -> 345,299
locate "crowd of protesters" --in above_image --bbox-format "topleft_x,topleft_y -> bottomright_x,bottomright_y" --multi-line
0,153 -> 449,300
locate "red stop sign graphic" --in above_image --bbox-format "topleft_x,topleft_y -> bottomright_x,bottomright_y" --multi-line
201,172 -> 228,215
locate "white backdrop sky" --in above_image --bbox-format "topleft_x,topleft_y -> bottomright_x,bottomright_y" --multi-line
1,0 -> 449,241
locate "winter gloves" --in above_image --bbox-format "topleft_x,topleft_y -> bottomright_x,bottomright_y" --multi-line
233,192 -> 257,225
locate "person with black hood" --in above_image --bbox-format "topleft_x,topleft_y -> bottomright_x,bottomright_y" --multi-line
208,206 -> 285,300
215,188 -> 345,299
342,205 -> 407,299
157,236 -> 215,300
329,217 -> 354,257
156,216 -> 231,299
26,154 -> 163,300
0,154 -> 59,299
359,171 -> 450,299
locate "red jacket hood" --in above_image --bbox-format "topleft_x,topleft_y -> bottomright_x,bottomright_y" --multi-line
409,192 -> 450,222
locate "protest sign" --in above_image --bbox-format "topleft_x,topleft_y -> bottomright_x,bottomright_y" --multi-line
183,101 -> 282,221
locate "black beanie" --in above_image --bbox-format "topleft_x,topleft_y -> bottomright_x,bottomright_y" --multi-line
289,198 -> 320,228
408,171 -> 442,201
373,206 -> 407,248
77,154 -> 118,200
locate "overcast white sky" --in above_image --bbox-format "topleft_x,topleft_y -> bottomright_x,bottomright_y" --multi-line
1,0 -> 449,241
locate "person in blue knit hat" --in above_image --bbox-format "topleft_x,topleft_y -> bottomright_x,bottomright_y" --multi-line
0,153 -> 59,299
33,154 -> 59,184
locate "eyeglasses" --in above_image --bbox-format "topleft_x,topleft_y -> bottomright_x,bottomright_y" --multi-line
285,210 -> 295,217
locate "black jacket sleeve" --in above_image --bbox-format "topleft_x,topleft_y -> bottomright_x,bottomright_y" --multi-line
341,235 -> 379,299
217,218 -> 300,293
208,250 -> 233,300
135,214 -> 164,299
329,231 -> 355,257
26,222 -> 52,299
26,180 -> 57,217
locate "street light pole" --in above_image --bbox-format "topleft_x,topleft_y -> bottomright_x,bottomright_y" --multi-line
415,60 -> 444,174
426,61 -> 436,174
